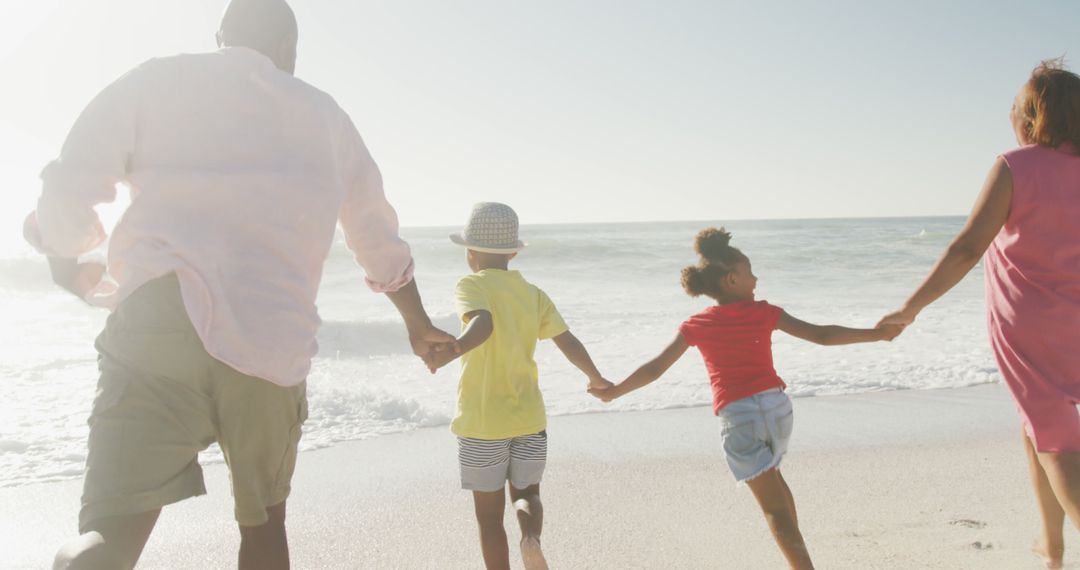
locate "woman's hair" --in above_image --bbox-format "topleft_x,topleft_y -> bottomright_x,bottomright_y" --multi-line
1015,58 -> 1080,150
681,227 -> 747,299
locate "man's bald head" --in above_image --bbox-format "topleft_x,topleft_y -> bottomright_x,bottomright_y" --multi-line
217,0 -> 298,74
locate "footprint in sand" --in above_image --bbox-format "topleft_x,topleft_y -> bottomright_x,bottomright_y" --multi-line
970,541 -> 995,551
949,518 -> 988,529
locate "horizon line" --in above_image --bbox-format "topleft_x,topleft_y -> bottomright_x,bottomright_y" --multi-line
400,212 -> 968,230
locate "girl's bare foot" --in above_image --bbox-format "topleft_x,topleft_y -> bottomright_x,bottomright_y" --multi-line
1033,538 -> 1064,569
520,536 -> 549,570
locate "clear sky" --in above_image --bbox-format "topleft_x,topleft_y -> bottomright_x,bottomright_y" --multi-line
1,0 -> 1078,252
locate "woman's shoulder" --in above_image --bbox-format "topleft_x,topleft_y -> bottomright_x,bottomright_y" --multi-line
1001,143 -> 1064,166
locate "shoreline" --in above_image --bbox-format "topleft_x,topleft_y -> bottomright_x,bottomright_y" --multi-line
6,383 -> 1072,569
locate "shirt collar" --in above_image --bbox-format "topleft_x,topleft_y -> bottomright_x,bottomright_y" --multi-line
218,46 -> 276,68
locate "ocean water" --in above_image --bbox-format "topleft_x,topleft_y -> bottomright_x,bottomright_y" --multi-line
0,217 -> 999,487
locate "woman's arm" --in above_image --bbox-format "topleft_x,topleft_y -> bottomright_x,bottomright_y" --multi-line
595,334 -> 690,402
879,158 -> 1013,326
778,312 -> 901,346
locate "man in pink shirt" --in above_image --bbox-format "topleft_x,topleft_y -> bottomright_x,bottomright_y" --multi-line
27,1 -> 455,568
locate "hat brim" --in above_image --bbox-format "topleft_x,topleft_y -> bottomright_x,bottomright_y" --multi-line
449,232 -> 526,254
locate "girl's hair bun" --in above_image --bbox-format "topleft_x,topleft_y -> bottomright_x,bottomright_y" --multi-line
694,227 -> 733,260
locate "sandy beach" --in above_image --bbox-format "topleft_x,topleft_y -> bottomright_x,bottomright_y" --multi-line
4,383 -> 1074,569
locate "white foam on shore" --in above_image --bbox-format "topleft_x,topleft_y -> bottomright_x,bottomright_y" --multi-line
0,217 -> 1004,487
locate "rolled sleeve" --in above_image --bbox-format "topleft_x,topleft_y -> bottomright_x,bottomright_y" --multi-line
336,116 -> 414,293
32,67 -> 141,257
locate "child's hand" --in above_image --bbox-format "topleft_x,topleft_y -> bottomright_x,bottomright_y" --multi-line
425,343 -> 459,373
876,323 -> 905,342
588,381 -> 619,403
588,376 -> 614,392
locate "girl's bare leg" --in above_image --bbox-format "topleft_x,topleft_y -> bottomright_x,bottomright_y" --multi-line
777,470 -> 799,527
1025,431 -> 1065,569
746,469 -> 814,570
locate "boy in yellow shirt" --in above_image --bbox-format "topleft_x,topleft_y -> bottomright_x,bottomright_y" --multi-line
428,202 -> 612,570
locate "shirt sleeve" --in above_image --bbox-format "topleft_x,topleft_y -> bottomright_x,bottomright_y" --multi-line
30,66 -> 144,257
454,276 -> 490,322
537,289 -> 569,340
678,320 -> 698,346
336,112 -> 415,293
764,302 -> 784,330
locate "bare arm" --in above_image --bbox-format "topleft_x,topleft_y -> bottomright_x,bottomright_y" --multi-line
385,279 -> 459,365
551,331 -> 610,390
597,334 -> 690,402
778,312 -> 900,346
426,310 -> 492,372
880,158 -> 1012,326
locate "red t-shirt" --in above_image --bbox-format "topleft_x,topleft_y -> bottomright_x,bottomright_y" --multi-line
678,300 -> 786,414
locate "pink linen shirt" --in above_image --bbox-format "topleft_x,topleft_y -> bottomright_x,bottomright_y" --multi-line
24,47 -> 414,387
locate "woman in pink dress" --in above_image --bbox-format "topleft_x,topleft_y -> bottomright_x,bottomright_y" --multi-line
880,59 -> 1080,569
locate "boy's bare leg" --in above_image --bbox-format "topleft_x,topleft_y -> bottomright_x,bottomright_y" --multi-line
53,509 -> 161,570
746,469 -> 814,570
509,483 -> 548,570
1025,432 -> 1065,569
472,489 -> 510,570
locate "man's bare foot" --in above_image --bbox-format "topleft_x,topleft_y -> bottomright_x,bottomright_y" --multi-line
520,536 -> 549,570
1032,538 -> 1064,569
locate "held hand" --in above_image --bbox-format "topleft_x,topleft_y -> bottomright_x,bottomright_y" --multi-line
877,307 -> 918,328
407,325 -> 459,368
47,257 -> 105,301
876,323 -> 905,342
587,382 -> 619,403
588,377 -> 614,392
424,343 -> 460,374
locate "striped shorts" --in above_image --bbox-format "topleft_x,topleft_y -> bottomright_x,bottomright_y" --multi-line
457,431 -> 547,492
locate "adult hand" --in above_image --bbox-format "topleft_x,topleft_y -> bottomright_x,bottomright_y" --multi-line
877,307 -> 918,329
407,325 -> 459,368
424,343 -> 459,374
876,323 -> 905,342
47,257 -> 105,301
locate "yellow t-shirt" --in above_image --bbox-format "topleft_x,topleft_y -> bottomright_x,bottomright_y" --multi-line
451,269 -> 569,439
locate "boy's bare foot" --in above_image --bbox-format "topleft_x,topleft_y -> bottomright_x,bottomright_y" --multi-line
1032,538 -> 1064,569
520,536 -> 549,570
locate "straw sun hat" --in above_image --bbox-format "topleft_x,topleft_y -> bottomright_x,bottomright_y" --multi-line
449,202 -> 526,254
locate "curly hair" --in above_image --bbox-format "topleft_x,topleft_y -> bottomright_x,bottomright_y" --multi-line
681,227 -> 747,299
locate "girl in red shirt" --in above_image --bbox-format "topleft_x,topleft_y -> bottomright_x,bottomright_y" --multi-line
595,227 -> 900,570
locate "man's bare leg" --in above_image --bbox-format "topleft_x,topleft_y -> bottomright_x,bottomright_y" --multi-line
509,483 -> 547,570
53,509 -> 161,570
239,501 -> 290,570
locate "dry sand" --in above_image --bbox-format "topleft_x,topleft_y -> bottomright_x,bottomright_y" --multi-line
4,384 -> 1076,569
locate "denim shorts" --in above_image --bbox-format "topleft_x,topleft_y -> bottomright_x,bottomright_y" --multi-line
718,389 -> 794,483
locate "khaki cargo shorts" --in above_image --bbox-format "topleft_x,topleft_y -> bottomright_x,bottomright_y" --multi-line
81,274 -> 307,531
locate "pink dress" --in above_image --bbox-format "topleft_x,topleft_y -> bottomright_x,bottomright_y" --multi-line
987,143 -> 1080,452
